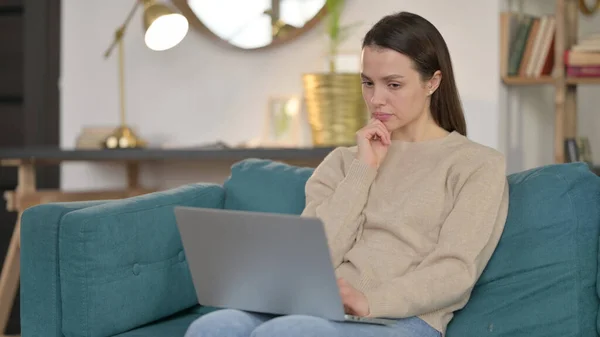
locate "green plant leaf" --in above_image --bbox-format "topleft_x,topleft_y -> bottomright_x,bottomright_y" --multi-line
325,0 -> 362,72
325,0 -> 343,40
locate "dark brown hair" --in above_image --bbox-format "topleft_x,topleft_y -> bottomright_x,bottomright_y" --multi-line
362,12 -> 467,136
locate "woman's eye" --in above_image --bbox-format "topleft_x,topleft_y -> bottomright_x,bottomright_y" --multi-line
361,81 -> 374,87
389,83 -> 401,89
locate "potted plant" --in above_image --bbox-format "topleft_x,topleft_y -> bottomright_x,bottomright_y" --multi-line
302,0 -> 366,146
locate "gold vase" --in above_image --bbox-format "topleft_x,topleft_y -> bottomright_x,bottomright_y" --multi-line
302,73 -> 367,147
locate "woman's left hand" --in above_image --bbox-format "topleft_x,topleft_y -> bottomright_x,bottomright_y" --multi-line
337,278 -> 370,317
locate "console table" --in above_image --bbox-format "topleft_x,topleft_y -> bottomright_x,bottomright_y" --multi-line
0,146 -> 335,336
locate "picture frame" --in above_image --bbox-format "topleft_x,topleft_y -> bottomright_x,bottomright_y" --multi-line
260,96 -> 302,148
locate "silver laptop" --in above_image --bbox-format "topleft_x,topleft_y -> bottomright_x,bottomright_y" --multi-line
174,206 -> 396,326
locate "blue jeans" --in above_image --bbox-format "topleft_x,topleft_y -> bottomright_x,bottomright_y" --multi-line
184,309 -> 441,337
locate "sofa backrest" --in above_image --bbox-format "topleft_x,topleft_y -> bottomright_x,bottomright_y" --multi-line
225,159 -> 600,337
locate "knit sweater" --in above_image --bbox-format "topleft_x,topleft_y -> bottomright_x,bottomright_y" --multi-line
301,131 -> 509,334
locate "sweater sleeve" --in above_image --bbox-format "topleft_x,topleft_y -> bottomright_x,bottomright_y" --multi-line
301,148 -> 378,268
364,156 -> 510,318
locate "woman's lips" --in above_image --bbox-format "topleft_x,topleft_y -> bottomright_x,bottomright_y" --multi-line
373,113 -> 393,122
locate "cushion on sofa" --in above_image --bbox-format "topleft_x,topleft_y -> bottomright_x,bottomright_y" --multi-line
446,163 -> 600,337
58,183 -> 225,337
223,158 -> 315,215
113,306 -> 215,337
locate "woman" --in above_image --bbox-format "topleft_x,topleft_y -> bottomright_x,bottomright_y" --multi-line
185,11 -> 509,337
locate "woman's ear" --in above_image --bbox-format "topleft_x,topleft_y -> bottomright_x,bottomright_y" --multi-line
427,70 -> 442,95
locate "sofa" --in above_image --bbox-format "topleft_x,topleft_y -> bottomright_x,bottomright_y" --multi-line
19,158 -> 600,337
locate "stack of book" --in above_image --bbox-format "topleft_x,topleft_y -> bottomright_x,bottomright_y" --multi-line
500,13 -> 556,78
565,33 -> 600,78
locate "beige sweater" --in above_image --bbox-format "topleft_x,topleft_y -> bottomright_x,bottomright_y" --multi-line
301,131 -> 509,334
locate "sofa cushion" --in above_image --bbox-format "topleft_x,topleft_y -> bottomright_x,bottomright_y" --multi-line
58,183 -> 225,337
223,158 -> 315,215
446,163 -> 600,337
113,306 -> 216,337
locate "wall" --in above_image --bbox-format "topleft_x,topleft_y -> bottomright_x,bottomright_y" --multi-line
60,0 -> 505,190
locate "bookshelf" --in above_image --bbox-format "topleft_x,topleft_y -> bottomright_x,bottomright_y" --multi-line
501,0 -> 599,164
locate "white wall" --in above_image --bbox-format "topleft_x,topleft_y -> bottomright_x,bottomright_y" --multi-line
60,0 -> 528,191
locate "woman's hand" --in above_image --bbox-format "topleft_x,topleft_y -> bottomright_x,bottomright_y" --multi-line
355,118 -> 391,169
338,278 -> 370,317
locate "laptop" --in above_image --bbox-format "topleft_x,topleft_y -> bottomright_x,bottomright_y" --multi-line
174,206 -> 396,326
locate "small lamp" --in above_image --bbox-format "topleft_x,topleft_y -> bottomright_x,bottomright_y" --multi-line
103,0 -> 189,149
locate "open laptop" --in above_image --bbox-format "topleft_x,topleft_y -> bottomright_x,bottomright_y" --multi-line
174,206 -> 396,326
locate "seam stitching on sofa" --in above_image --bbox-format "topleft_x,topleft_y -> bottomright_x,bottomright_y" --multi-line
54,205 -> 100,337
82,219 -> 90,337
56,209 -> 73,337
41,207 -> 75,337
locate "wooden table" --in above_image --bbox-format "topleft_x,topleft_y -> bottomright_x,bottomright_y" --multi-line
0,146 -> 334,336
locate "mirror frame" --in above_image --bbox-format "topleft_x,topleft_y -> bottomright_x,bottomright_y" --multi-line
172,0 -> 328,51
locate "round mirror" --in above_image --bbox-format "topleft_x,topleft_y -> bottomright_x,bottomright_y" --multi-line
172,0 -> 327,50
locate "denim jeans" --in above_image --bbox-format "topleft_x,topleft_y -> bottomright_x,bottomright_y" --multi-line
184,309 -> 442,337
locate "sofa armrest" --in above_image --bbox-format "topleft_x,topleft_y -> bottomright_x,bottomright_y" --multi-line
20,200 -> 112,337
21,183 -> 224,337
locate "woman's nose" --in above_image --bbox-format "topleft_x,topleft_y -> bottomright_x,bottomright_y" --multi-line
370,89 -> 385,105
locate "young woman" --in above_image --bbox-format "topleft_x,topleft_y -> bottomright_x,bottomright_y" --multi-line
185,11 -> 509,337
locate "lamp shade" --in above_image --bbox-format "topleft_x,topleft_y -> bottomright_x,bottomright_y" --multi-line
143,2 -> 189,51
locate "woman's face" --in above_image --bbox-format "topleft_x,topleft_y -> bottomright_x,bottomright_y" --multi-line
360,46 -> 440,136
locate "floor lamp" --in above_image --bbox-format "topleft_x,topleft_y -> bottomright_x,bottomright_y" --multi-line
103,0 -> 189,149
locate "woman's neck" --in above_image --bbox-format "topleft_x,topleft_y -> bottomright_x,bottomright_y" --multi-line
391,113 -> 449,142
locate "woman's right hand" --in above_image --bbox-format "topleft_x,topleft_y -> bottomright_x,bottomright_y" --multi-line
355,118 -> 391,169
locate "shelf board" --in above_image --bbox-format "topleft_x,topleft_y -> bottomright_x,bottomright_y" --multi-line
503,76 -> 600,86
566,77 -> 600,85
502,76 -> 555,85
0,146 -> 337,164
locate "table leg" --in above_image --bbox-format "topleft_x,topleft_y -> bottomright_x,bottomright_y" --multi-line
127,162 -> 139,189
0,163 -> 34,336
0,214 -> 21,337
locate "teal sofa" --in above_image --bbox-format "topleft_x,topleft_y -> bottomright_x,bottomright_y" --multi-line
19,158 -> 600,337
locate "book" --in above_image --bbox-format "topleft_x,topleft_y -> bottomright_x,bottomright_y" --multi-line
566,65 -> 600,77
564,50 -> 600,66
500,12 -> 555,78
566,32 -> 600,68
